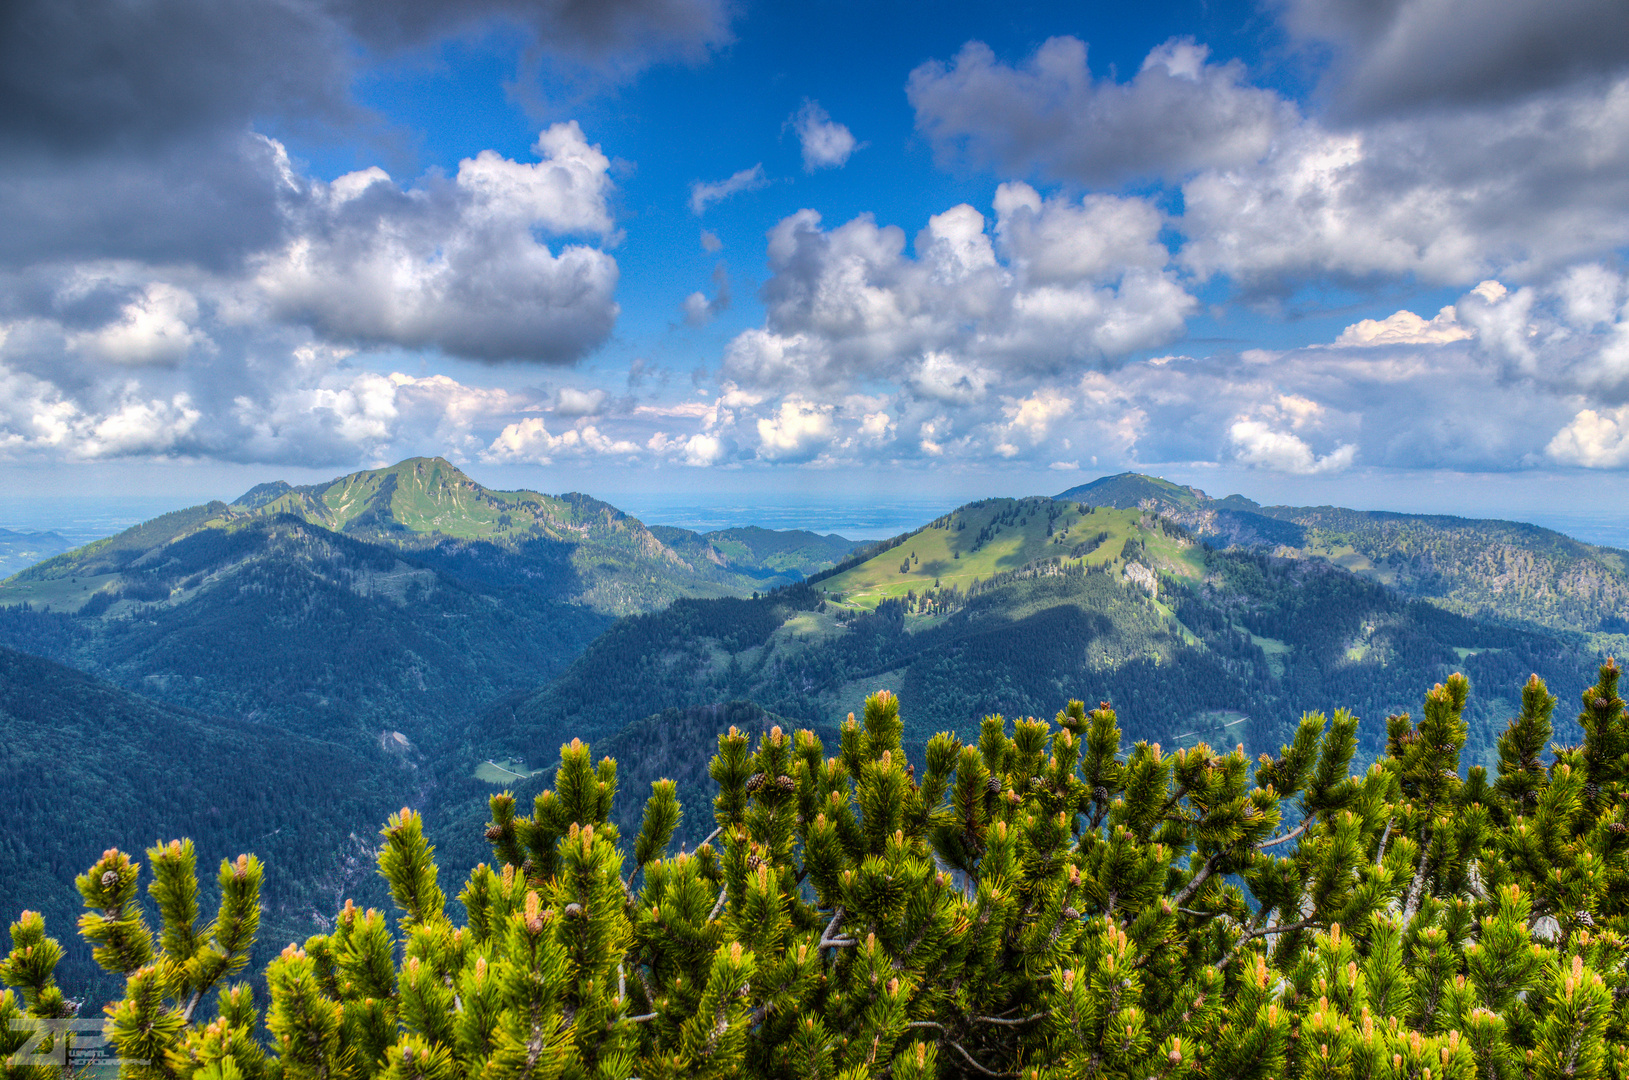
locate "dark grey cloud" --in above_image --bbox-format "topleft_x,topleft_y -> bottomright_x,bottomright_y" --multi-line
1278,0 -> 1629,117
335,0 -> 735,72
0,0 -> 734,277
0,0 -> 734,159
0,136 -> 291,273
907,36 -> 1290,187
0,0 -> 352,155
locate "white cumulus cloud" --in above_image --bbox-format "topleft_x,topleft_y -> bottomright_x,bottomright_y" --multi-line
255,122 -> 620,363
1230,417 -> 1357,474
722,193 -> 1193,394
1335,305 -> 1474,347
483,417 -> 638,464
791,100 -> 860,171
1548,407 -> 1629,467
756,397 -> 834,460
68,283 -> 213,365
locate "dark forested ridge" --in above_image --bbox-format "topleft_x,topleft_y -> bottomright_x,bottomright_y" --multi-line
0,645 -> 404,997
0,459 -> 860,747
0,515 -> 614,745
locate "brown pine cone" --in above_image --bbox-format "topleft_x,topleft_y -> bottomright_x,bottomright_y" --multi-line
484,825 -> 504,841
987,775 -> 1002,794
746,773 -> 767,793
100,870 -> 118,889
777,775 -> 797,792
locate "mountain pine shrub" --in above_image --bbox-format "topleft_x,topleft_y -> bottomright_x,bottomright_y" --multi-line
9,664 -> 1629,1078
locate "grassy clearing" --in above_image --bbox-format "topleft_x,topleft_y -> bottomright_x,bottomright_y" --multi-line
818,501 -> 1205,614
1169,710 -> 1251,749
823,668 -> 907,727
474,758 -> 536,784
0,572 -> 122,612
1455,646 -> 1505,660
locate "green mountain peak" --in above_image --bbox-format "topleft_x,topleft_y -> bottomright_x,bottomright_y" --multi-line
1054,472 -> 1212,511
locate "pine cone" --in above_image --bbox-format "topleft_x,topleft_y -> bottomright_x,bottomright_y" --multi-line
1029,776 -> 1044,790
1610,822 -> 1628,834
563,903 -> 584,919
1094,786 -> 1109,802
777,775 -> 797,792
100,870 -> 118,890
745,773 -> 766,794
1436,743 -> 1454,753
1587,783 -> 1601,800
484,825 -> 504,841
747,855 -> 764,870
1062,906 -> 1080,920
987,775 -> 1002,794
1576,909 -> 1597,927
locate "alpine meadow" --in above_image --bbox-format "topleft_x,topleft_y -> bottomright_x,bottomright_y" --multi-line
6,0 -> 1629,1077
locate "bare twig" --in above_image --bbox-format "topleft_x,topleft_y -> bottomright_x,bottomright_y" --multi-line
1375,815 -> 1395,866
1172,854 -> 1224,907
1258,818 -> 1313,851
819,906 -> 857,948
973,1011 -> 1049,1026
709,888 -> 729,922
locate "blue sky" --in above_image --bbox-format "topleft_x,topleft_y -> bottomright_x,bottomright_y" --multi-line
3,0 -> 1629,522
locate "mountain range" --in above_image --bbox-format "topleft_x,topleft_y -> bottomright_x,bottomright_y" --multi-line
0,527 -> 72,578
1059,473 -> 1629,649
1,459 -> 1622,996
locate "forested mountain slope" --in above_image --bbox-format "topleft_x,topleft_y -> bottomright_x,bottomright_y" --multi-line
0,645 -> 403,995
0,458 -> 856,745
0,514 -> 613,745
469,501 -> 1594,793
1059,472 -> 1629,646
